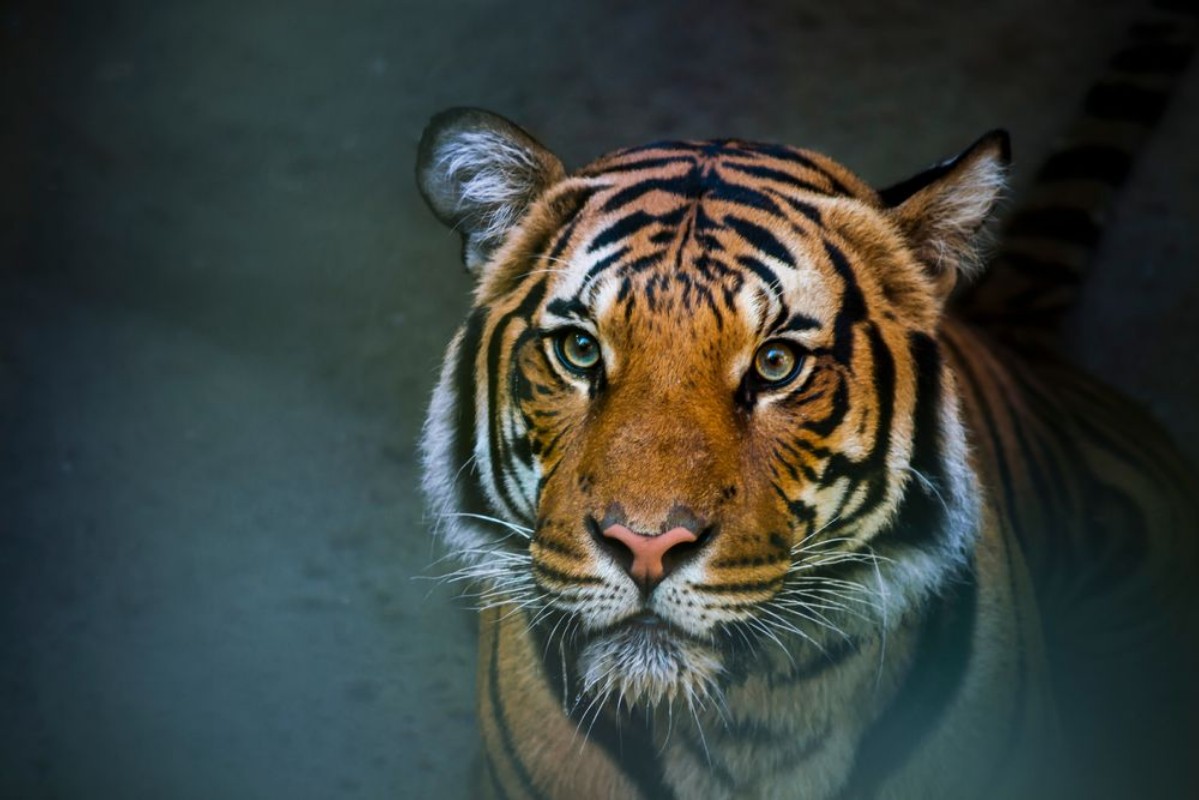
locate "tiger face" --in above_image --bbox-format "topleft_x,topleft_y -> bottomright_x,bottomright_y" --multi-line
419,109 -> 1002,714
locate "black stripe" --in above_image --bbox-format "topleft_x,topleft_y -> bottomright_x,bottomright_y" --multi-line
781,312 -> 821,332
704,182 -> 785,215
723,161 -> 830,195
775,486 -> 819,531
586,155 -> 697,177
713,722 -> 832,768
876,332 -> 948,552
776,438 -> 820,481
532,536 -> 585,559
1005,207 -> 1100,247
823,240 -> 866,362
483,754 -> 508,800
1035,145 -> 1131,186
582,245 -> 631,286
698,578 -> 784,594
799,378 -> 848,437
736,255 -> 782,292
488,617 -> 548,800
587,211 -> 657,253
837,564 -> 979,798
545,298 -> 588,320
769,631 -> 866,685
453,310 -> 495,521
674,732 -> 739,789
601,176 -> 694,212
724,215 -> 796,268
524,610 -> 676,799
709,552 -> 790,569
486,280 -> 548,518
827,323 -> 897,527
942,336 -> 1025,535
770,189 -> 823,225
507,327 -> 543,473
544,188 -> 593,264
570,704 -> 676,799
984,356 -> 1069,551
1083,82 -> 1169,124
740,142 -> 855,195
532,560 -> 604,586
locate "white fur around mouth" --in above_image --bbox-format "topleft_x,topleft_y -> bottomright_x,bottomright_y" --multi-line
577,618 -> 724,711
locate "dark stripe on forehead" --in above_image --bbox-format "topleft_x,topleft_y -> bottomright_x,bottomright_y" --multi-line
545,210 -> 584,264
769,190 -> 823,226
737,142 -> 857,196
584,154 -> 697,175
724,214 -> 796,268
736,255 -> 783,295
823,239 -> 867,364
582,245 -> 630,285
544,183 -> 600,263
587,210 -> 658,253
704,181 -> 785,214
723,161 -> 832,196
600,176 -> 696,212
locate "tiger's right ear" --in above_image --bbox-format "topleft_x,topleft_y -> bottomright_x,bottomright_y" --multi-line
416,108 -> 565,272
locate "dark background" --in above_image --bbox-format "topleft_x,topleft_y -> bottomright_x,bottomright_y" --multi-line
2,1 -> 1196,797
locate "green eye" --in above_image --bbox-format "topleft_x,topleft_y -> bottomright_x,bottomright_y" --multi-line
555,329 -> 602,373
753,341 -> 803,385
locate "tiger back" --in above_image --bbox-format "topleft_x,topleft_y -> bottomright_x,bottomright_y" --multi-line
414,11 -> 1199,798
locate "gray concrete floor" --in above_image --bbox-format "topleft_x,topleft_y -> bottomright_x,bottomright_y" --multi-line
1,1 -> 1195,798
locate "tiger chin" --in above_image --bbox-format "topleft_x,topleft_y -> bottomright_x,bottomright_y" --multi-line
414,106 -> 1198,799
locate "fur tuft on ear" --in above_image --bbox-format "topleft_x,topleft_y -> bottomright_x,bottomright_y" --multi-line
416,108 -> 565,272
881,131 -> 1010,298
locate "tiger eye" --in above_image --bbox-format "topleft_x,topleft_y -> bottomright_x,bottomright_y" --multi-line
753,341 -> 802,385
556,329 -> 601,372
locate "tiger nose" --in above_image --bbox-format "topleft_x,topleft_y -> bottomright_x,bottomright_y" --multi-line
600,524 -> 701,591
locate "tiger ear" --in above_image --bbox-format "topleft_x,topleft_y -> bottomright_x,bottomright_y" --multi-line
880,130 -> 1010,298
416,107 -> 565,272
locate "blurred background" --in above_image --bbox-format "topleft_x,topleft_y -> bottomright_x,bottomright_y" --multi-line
1,0 -> 1195,797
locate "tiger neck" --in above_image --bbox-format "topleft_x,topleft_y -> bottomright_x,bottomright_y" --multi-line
649,561 -> 977,799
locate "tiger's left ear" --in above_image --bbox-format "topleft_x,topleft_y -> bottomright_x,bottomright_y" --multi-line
879,131 -> 1010,298
416,107 -> 566,272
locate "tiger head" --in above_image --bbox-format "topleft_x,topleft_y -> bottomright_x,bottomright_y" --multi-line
417,109 -> 1003,712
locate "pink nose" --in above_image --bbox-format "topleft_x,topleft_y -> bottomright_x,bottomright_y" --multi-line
601,524 -> 699,589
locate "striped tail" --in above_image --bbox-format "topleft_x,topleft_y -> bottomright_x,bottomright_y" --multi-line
955,1 -> 1197,350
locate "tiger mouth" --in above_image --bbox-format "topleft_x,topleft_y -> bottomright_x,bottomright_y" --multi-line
613,610 -> 685,635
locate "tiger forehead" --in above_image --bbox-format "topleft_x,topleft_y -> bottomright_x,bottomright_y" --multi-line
539,140 -> 869,332
580,138 -> 875,201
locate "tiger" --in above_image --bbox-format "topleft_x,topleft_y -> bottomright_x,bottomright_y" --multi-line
415,10 -> 1199,799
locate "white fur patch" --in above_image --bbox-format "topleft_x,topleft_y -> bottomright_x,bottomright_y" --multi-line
578,625 -> 724,711
437,129 -> 545,243
928,155 -> 1007,280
